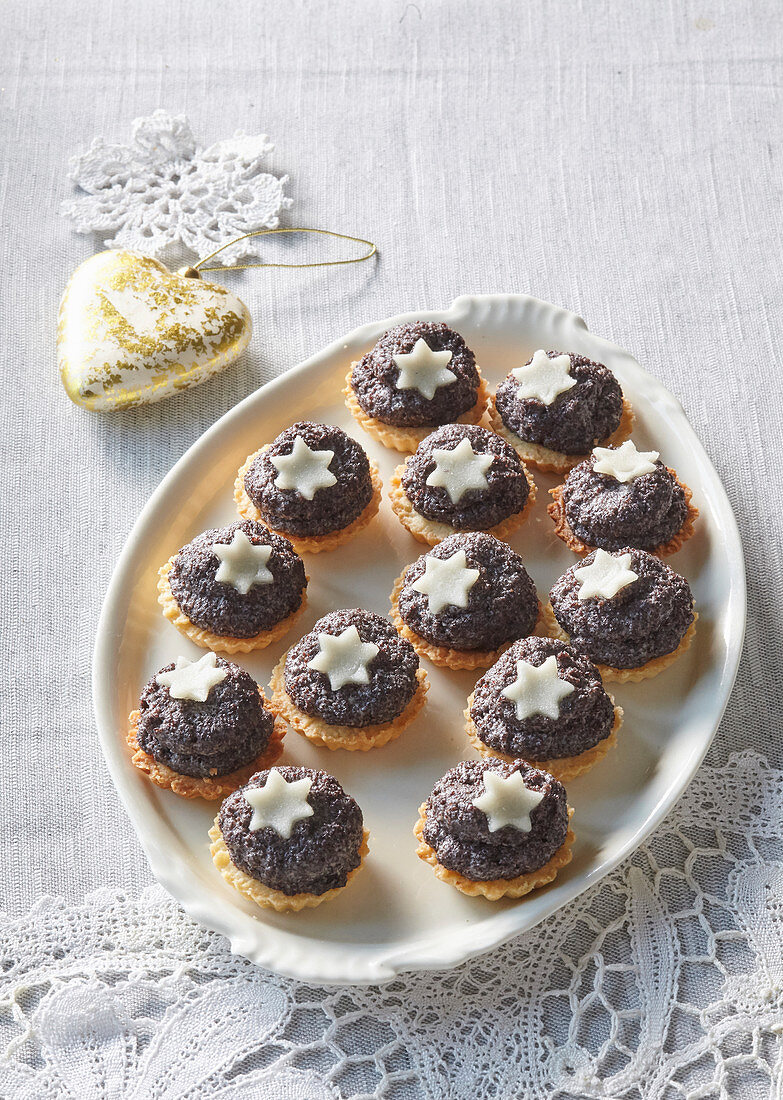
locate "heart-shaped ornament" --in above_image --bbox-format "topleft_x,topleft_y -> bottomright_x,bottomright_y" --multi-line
58,250 -> 252,410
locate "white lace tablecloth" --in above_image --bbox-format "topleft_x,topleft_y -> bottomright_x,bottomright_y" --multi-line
2,1 -> 782,1096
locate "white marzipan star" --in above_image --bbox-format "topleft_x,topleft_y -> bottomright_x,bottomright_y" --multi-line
512,349 -> 575,405
425,437 -> 494,505
592,440 -> 660,483
156,652 -> 227,702
307,625 -> 380,691
472,770 -> 545,833
411,550 -> 480,615
574,548 -> 638,601
244,769 -> 314,838
393,338 -> 457,400
212,530 -> 273,595
270,436 -> 337,500
501,654 -> 575,721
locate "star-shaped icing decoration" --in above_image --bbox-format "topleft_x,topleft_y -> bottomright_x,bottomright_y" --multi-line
574,548 -> 638,601
592,440 -> 660,483
501,654 -> 575,721
244,769 -> 314,838
270,436 -> 337,500
393,338 -> 457,401
410,549 -> 480,614
156,652 -> 227,702
307,625 -> 380,691
211,530 -> 273,595
472,770 -> 545,833
425,437 -> 494,504
512,349 -> 576,405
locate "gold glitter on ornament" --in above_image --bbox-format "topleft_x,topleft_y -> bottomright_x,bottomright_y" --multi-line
57,250 -> 252,410
58,229 -> 376,411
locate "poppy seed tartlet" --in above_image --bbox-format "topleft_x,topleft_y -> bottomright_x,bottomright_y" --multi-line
465,636 -> 622,780
127,652 -> 285,799
345,321 -> 488,452
490,349 -> 633,473
388,423 -> 536,546
158,520 -> 308,654
270,608 -> 428,751
548,440 -> 698,556
545,546 -> 696,682
414,759 -> 574,899
235,421 -> 381,554
210,766 -> 369,911
390,531 -> 540,669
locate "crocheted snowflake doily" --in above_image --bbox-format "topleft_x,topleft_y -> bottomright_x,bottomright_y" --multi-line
61,110 -> 293,264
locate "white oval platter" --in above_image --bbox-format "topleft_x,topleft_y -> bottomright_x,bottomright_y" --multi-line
93,294 -> 746,986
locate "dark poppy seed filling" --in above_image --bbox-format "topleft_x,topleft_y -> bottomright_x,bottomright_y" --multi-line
351,321 -> 480,427
136,658 -> 274,777
562,455 -> 689,551
243,421 -> 373,537
219,767 -> 364,896
401,424 -> 530,529
397,532 -> 538,651
168,520 -> 306,638
422,759 -> 569,881
495,351 -> 623,454
549,547 -> 694,669
470,636 -> 615,760
284,608 -> 420,727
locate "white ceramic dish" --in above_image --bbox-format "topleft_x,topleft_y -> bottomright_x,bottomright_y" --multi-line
93,294 -> 746,986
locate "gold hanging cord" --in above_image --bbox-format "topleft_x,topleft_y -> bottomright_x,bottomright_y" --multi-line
191,227 -> 377,274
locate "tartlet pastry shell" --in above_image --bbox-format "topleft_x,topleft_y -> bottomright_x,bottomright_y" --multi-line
488,396 -> 635,474
344,369 -> 489,453
538,601 -> 698,683
414,805 -> 574,900
390,573 -> 544,670
234,446 -> 383,554
210,822 -> 370,912
157,558 -> 308,654
387,462 -> 537,547
270,656 -> 429,751
127,699 -> 286,800
547,474 -> 699,557
464,693 -> 624,781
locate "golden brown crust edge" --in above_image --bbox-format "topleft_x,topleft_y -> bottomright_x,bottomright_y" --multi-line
547,471 -> 699,558
464,693 -> 624,781
156,558 -> 308,654
387,461 -> 537,547
537,601 -> 699,683
414,805 -> 575,899
269,655 -> 429,751
127,700 -> 286,800
488,396 -> 635,474
389,571 -> 544,670
234,448 -> 383,554
343,369 -> 489,453
210,822 -> 370,912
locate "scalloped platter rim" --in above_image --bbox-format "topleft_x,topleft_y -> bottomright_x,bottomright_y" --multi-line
93,293 -> 746,986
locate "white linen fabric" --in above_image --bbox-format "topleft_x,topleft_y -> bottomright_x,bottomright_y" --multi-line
1,1 -> 781,1096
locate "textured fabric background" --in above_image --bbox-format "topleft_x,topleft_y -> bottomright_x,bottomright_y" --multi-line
1,0 -> 781,1054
